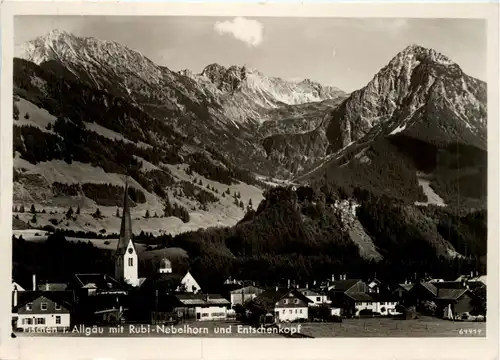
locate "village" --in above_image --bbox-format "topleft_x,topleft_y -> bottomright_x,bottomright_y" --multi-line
11,186 -> 487,338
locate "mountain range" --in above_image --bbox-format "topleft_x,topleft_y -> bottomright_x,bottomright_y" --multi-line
12,29 -> 487,267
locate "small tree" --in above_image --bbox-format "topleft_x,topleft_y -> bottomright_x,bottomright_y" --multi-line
239,200 -> 244,209
66,206 -> 74,219
31,214 -> 37,224
92,208 -> 102,219
76,206 -> 80,215
30,204 -> 36,213
24,112 -> 30,119
222,192 -> 226,198
248,198 -> 253,210
226,188 -> 231,195
145,209 -> 150,218
116,208 -> 120,217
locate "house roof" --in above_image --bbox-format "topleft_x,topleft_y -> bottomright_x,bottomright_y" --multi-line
433,281 -> 484,290
74,274 -> 126,294
37,283 -> 68,291
420,282 -> 438,297
12,291 -> 75,312
328,279 -> 361,292
397,283 -> 414,292
252,288 -> 311,309
436,288 -> 470,301
345,292 -> 374,302
12,281 -> 26,291
229,285 -> 265,295
298,288 -> 324,297
175,293 -> 230,307
140,273 -> 184,292
455,275 -> 487,284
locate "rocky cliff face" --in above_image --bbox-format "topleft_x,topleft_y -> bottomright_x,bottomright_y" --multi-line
325,44 -> 487,153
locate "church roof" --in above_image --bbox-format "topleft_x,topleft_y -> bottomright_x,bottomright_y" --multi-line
116,179 -> 137,256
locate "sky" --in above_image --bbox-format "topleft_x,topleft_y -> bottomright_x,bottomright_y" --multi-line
14,16 -> 486,92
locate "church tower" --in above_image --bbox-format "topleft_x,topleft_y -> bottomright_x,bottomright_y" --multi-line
115,179 -> 139,287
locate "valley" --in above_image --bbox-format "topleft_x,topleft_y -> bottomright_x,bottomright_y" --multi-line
11,30 -> 488,289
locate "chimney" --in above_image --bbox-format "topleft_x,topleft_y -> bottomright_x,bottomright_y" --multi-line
470,271 -> 473,278
475,271 -> 479,277
376,287 -> 379,293
205,294 -> 209,302
313,280 -> 316,286
287,279 -> 291,288
13,287 -> 18,307
275,285 -> 278,292
306,282 -> 309,289
32,274 -> 36,291
331,274 -> 335,282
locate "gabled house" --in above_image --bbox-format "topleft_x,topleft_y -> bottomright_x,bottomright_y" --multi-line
407,281 -> 438,307
173,293 -> 231,321
229,285 -> 265,308
393,283 -> 414,301
298,288 -> 330,307
250,288 -> 311,322
347,292 -> 400,316
71,273 -> 129,325
12,291 -> 74,332
327,279 -> 368,313
435,288 -> 477,320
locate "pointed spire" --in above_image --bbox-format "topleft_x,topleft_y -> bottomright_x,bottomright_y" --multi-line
116,176 -> 134,255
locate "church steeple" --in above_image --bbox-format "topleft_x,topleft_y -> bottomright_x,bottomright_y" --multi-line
116,178 -> 134,255
115,177 -> 138,286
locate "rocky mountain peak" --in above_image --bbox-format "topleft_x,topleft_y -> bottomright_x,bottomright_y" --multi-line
325,44 -> 486,153
18,30 -> 162,86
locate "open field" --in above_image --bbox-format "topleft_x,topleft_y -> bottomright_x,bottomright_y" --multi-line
299,317 -> 486,337
14,318 -> 485,338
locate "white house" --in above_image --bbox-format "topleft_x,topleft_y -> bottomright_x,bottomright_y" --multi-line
347,293 -> 399,316
174,294 -> 231,321
298,288 -> 330,306
12,291 -> 73,332
252,288 -> 311,323
177,271 -> 202,293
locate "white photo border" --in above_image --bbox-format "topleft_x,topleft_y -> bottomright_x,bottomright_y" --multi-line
0,2 -> 498,360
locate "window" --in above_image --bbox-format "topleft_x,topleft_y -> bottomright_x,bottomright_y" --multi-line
295,309 -> 297,314
202,313 -> 209,317
299,309 -> 302,313
128,258 -> 133,266
289,310 -> 292,314
56,316 -> 61,324
55,304 -> 62,310
316,297 -> 321,302
36,318 -> 46,325
40,303 -> 48,311
283,299 -> 288,304
380,302 -> 385,305
26,303 -> 32,311
23,318 -> 33,325
294,299 -> 299,304
282,309 -> 285,314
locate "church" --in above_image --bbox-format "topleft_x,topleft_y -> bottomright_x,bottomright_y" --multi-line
70,179 -> 205,324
